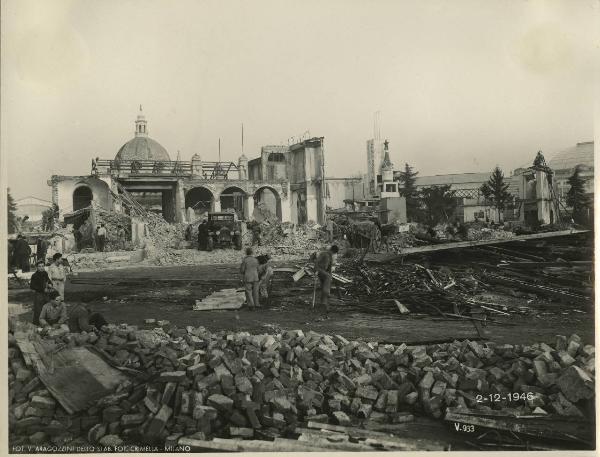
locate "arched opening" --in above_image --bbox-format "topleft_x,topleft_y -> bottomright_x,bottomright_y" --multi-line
220,186 -> 246,219
253,186 -> 282,222
73,186 -> 93,211
185,187 -> 215,218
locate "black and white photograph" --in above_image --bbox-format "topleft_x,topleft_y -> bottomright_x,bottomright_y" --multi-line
1,0 -> 597,454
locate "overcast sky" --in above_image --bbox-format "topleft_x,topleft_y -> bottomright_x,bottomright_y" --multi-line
1,0 -> 596,200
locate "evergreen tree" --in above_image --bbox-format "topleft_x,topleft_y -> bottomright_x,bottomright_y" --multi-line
480,166 -> 512,222
419,185 -> 457,225
395,163 -> 419,220
7,188 -> 18,234
566,167 -> 590,224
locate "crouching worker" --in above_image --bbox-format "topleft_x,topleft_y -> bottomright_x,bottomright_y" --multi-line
68,303 -> 108,333
39,291 -> 68,328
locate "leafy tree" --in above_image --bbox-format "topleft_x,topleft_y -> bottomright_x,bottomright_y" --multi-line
419,185 -> 457,225
566,167 -> 590,224
395,163 -> 419,221
480,166 -> 512,222
7,188 -> 18,234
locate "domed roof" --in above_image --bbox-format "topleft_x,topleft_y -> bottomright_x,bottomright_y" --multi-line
115,136 -> 171,162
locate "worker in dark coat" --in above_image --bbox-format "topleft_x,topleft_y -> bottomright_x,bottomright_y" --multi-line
197,220 -> 209,250
68,303 -> 108,333
30,260 -> 53,325
36,237 -> 49,263
13,235 -> 32,272
314,245 -> 339,319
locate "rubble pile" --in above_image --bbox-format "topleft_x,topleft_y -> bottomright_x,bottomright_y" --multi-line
9,323 -> 594,448
144,213 -> 187,250
259,222 -> 327,255
94,210 -> 135,252
339,262 -> 479,315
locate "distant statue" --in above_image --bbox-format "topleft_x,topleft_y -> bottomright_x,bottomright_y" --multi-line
533,151 -> 545,168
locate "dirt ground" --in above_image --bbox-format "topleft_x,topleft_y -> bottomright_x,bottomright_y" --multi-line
8,261 -> 594,347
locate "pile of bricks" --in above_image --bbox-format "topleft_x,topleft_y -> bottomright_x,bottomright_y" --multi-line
8,323 -> 595,447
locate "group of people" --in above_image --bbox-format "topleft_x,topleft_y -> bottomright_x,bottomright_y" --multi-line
239,248 -> 274,310
95,223 -> 127,252
9,235 -> 33,272
29,254 -> 108,332
239,243 -> 339,319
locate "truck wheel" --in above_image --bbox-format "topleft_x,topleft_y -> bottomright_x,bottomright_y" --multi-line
234,236 -> 242,250
207,237 -> 214,252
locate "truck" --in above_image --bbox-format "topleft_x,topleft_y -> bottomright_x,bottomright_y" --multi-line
206,212 -> 245,251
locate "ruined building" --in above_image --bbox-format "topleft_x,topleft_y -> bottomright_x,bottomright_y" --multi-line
49,109 -> 327,225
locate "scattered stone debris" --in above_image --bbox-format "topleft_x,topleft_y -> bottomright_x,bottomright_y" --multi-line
8,319 -> 595,449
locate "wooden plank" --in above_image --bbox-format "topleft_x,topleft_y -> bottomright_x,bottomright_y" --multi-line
306,422 -> 446,450
193,288 -> 245,311
179,437 -> 332,452
364,230 -> 589,263
445,410 -> 593,444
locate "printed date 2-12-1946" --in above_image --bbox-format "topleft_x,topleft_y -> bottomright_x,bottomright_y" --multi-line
476,392 -> 535,402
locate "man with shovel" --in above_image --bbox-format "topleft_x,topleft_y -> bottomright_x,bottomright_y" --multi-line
314,245 -> 339,319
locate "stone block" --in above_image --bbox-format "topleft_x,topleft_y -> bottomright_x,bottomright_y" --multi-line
357,403 -> 372,419
419,372 -> 435,391
144,396 -> 160,414
193,405 -> 218,421
99,434 -> 123,447
30,396 -> 56,411
162,382 -> 177,405
121,413 -> 146,426
29,431 -> 47,445
431,381 -> 447,396
208,394 -> 234,412
87,423 -> 107,443
230,427 -> 254,438
145,404 -> 173,438
355,385 -> 378,401
556,366 -> 594,403
102,406 -> 124,423
333,411 -> 351,426
16,369 -> 33,383
235,376 -> 253,394
159,371 -> 186,383
532,360 -> 548,381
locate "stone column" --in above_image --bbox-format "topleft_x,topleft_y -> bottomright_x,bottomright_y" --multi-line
245,194 -> 255,220
213,199 -> 221,212
175,180 -> 186,223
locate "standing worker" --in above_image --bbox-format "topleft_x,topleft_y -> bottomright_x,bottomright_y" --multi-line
326,218 -> 335,243
36,237 -> 49,264
97,223 -> 107,252
257,254 -> 274,304
116,224 -> 126,250
315,245 -> 339,319
13,235 -> 32,272
48,253 -> 67,299
30,260 -> 53,325
197,220 -> 209,251
240,247 -> 260,310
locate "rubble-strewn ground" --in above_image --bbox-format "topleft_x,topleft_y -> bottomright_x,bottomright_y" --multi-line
7,233 -> 594,451
8,261 -> 594,346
